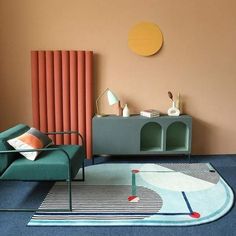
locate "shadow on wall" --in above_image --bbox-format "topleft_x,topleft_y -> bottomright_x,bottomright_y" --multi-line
192,117 -> 215,154
92,53 -> 101,115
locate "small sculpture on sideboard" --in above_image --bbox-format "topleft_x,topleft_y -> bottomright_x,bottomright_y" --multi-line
167,91 -> 181,116
122,104 -> 130,117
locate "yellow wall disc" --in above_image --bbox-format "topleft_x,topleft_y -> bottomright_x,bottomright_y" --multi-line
128,22 -> 163,56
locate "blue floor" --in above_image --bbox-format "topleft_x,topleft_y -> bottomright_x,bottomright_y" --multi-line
0,155 -> 236,236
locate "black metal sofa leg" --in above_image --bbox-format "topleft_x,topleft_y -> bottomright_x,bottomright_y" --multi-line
68,177 -> 72,211
0,163 -> 86,212
0,179 -> 73,212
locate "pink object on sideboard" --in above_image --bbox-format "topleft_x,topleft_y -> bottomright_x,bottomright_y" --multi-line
31,50 -> 93,159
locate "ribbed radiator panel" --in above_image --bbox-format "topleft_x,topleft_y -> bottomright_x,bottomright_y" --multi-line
77,51 -> 86,146
53,51 -> 63,144
31,50 -> 93,158
45,51 -> 55,141
85,51 -> 93,159
70,51 -> 78,145
38,51 -> 47,133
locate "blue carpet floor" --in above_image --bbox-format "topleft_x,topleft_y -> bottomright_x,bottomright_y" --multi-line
0,155 -> 235,236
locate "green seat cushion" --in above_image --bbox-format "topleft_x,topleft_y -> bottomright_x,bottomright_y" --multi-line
0,145 -> 85,180
0,124 -> 30,175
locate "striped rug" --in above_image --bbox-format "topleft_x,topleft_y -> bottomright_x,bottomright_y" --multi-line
28,163 -> 234,226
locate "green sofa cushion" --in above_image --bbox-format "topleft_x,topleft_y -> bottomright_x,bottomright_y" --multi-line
0,145 -> 85,180
0,124 -> 30,175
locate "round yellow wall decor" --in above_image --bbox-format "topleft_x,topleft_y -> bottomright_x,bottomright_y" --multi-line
128,22 -> 163,56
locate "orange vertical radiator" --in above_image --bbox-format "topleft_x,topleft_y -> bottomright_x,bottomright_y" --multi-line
31,50 -> 93,159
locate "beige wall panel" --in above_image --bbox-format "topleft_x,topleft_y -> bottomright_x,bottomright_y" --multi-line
0,0 -> 236,154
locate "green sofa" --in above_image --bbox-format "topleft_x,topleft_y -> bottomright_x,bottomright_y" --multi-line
0,124 -> 85,212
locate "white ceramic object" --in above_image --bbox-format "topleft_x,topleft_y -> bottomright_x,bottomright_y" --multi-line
167,101 -> 180,116
123,104 -> 130,117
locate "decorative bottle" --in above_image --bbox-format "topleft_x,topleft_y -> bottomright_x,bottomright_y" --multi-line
167,101 -> 180,116
123,104 -> 130,117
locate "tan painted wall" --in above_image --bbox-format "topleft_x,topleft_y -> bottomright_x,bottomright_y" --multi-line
0,0 -> 236,154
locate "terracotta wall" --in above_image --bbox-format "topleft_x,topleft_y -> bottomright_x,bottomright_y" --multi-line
0,0 -> 236,154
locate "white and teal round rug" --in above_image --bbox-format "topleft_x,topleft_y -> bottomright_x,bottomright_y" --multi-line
28,163 -> 234,226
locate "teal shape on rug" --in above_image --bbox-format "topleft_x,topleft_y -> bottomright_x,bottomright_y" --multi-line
28,163 -> 234,226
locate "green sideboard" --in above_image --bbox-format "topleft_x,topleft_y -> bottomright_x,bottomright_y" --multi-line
92,115 -> 192,157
